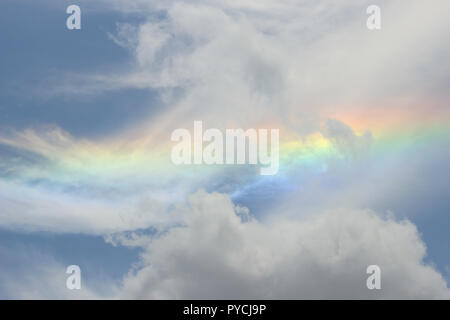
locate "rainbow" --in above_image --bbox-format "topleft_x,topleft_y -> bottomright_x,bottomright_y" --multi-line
0,103 -> 449,198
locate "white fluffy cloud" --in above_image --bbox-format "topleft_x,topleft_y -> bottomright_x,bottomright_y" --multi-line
121,190 -> 449,299
68,0 -> 450,113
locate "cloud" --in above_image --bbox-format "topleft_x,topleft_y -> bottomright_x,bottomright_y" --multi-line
322,119 -> 373,159
53,0 -> 450,119
0,180 -> 173,234
35,0 -> 450,151
121,190 -> 449,299
1,0 -> 450,299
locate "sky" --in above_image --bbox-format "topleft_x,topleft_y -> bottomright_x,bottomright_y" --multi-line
0,0 -> 449,299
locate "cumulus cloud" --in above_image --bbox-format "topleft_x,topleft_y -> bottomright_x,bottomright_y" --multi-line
121,190 -> 449,299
